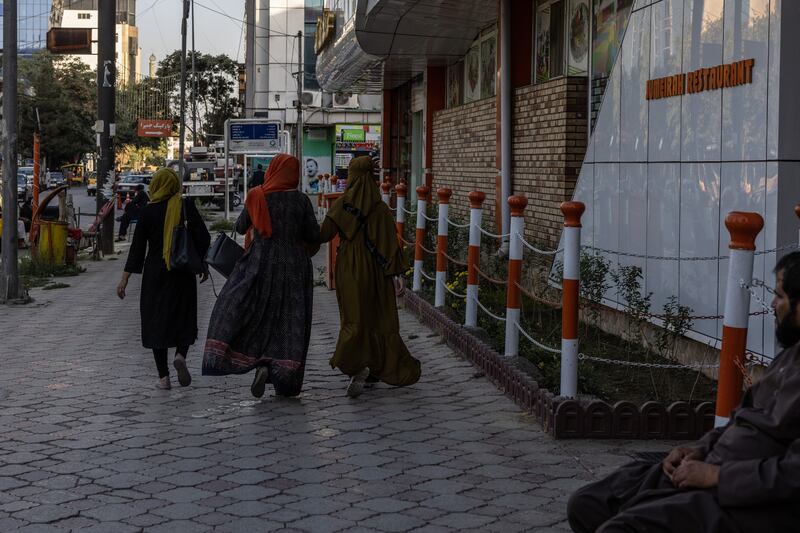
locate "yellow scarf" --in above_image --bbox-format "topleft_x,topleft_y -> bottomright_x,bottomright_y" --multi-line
148,168 -> 183,270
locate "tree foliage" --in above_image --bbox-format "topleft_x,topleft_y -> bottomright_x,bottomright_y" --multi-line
18,51 -> 96,167
156,50 -> 239,144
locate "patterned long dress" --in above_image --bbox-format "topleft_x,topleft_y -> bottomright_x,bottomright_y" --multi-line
202,191 -> 319,396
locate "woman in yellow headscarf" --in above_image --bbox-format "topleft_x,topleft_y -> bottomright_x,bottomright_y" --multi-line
318,156 -> 421,398
117,168 -> 211,390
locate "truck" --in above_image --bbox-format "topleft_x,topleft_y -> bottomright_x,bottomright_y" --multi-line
167,146 -> 241,210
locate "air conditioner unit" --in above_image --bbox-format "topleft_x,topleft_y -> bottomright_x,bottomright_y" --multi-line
300,91 -> 322,108
333,92 -> 359,108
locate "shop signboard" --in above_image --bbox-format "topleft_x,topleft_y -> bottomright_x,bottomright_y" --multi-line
137,118 -> 173,138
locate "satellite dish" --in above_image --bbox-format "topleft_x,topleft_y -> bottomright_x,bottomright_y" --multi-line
300,92 -> 314,106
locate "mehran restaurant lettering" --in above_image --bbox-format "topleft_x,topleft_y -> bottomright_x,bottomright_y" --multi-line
646,58 -> 754,100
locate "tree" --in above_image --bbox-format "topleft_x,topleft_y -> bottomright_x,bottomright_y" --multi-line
18,51 -> 96,167
156,50 -> 239,145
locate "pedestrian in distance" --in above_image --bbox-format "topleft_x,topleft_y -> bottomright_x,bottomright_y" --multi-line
116,184 -> 149,241
202,154 -> 320,398
317,155 -> 421,398
250,163 -> 265,189
566,250 -> 800,533
117,168 -> 211,390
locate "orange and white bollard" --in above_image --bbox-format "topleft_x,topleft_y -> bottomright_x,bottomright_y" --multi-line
716,211 -> 764,427
560,201 -> 585,397
381,181 -> 391,205
435,188 -> 452,308
395,183 -> 407,238
412,186 -> 430,292
504,196 -> 528,357
465,191 -> 486,327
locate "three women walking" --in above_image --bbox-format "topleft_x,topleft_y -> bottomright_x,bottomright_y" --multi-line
120,155 -> 420,398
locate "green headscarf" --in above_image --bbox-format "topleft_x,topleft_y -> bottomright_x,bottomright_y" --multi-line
148,168 -> 183,270
326,156 -> 405,275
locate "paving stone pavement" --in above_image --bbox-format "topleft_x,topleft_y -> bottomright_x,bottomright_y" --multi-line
0,245 -> 672,532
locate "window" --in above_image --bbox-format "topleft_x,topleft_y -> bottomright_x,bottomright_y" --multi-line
535,0 -> 567,82
463,28 -> 497,104
592,0 -> 633,77
78,13 -> 92,20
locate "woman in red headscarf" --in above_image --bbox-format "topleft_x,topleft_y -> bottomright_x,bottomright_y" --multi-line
202,154 -> 320,398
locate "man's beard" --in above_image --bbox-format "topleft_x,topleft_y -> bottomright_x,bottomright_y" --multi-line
776,310 -> 800,348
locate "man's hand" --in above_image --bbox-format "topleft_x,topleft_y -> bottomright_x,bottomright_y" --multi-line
662,446 -> 705,479
671,460 -> 719,489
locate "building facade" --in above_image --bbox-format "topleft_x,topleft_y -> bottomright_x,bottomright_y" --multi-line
244,0 -> 381,191
0,0 -> 53,55
57,0 -> 141,84
316,0 -> 800,360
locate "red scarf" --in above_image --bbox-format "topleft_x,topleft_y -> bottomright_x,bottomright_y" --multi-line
245,154 -> 299,246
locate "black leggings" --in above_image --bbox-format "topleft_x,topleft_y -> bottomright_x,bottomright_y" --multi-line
152,346 -> 189,378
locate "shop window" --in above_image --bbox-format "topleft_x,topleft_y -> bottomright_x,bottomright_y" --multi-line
536,0 -> 629,83
459,28 -> 497,105
446,60 -> 464,108
591,0 -> 632,78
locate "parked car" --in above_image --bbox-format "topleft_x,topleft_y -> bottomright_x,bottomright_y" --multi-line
47,171 -> 66,189
86,172 -> 97,196
116,173 -> 152,200
17,173 -> 29,202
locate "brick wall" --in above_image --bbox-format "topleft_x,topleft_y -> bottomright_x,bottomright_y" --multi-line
432,77 -> 588,248
431,97 -> 498,224
513,77 -> 588,247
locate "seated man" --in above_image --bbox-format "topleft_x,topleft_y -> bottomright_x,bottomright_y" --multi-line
568,251 -> 800,533
116,184 -> 148,241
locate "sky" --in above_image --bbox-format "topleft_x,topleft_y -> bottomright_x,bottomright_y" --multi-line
137,0 -> 247,72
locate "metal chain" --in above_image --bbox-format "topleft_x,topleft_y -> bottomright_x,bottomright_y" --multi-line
419,269 -> 436,282
443,283 -> 467,299
754,243 -> 799,255
751,278 -> 776,294
446,218 -> 471,229
584,242 -> 798,262
583,246 -> 726,262
515,322 -> 562,354
421,212 -> 438,223
401,206 -> 417,216
739,279 -> 775,315
516,233 -> 562,256
471,295 -> 506,322
578,353 -> 719,370
477,226 -> 511,239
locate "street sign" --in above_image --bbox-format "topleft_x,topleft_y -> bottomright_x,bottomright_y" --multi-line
137,119 -> 173,137
228,121 -> 283,154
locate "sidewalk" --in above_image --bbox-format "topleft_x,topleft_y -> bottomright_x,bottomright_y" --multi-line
0,247 -> 669,532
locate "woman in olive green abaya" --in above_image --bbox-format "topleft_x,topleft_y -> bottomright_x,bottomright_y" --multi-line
319,156 -> 421,397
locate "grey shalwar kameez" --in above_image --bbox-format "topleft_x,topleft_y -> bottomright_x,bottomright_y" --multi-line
568,342 -> 800,533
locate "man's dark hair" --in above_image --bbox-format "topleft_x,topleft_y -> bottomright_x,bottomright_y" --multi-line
775,251 -> 800,306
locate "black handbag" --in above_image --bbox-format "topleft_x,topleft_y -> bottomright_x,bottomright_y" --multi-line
205,230 -> 244,278
169,199 -> 205,274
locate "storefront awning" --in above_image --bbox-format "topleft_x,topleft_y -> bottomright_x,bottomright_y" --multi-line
316,0 -> 497,93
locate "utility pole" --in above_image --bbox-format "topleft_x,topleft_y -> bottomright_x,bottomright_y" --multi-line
97,0 -> 116,254
295,31 -> 305,192
1,0 -> 21,302
191,0 -> 197,146
178,0 -> 190,178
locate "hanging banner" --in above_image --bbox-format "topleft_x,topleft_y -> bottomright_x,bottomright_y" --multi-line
137,119 -> 173,137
